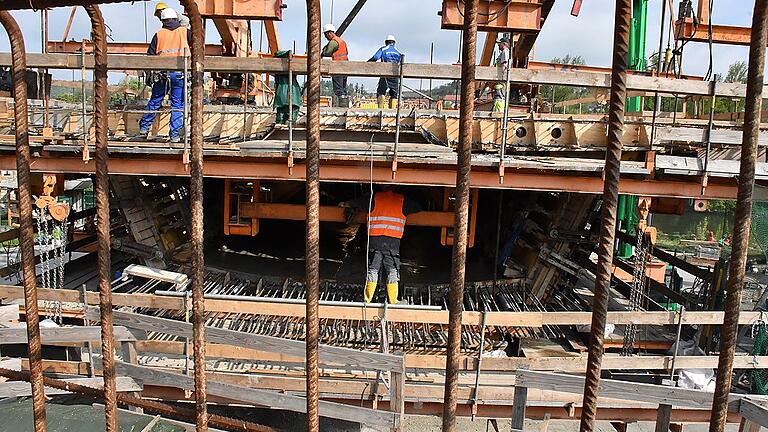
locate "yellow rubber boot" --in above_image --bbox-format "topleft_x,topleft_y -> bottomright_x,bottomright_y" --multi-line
389,98 -> 399,109
365,281 -> 377,303
386,283 -> 399,305
377,95 -> 388,109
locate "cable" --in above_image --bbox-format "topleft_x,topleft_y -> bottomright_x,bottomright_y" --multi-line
704,0 -> 714,81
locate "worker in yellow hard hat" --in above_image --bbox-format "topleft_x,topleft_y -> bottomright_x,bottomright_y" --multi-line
154,2 -> 168,19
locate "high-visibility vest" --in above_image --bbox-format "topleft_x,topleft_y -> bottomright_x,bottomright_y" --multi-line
155,27 -> 189,57
368,191 -> 406,239
331,35 -> 349,61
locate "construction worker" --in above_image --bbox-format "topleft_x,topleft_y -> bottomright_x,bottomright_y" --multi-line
493,36 -> 510,113
340,185 -> 422,304
138,8 -> 191,142
153,2 -> 168,19
273,50 -> 302,124
321,24 -> 349,106
368,35 -> 403,109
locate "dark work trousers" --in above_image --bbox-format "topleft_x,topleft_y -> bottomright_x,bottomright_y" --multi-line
376,77 -> 399,98
332,75 -> 348,96
366,246 -> 401,286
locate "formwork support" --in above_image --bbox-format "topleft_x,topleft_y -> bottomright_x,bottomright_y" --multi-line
178,1 -> 208,430
708,2 -> 768,432
83,5 -> 117,432
579,1 -> 631,431
442,0 -> 478,431
0,10 -> 47,432
304,0 -> 322,431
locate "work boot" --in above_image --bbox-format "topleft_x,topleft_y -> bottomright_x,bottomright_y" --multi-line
389,98 -> 399,109
364,281 -> 377,303
133,129 -> 150,141
377,95 -> 387,109
169,135 -> 182,144
386,282 -> 398,305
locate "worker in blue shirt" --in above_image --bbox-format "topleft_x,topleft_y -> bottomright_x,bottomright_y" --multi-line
368,35 -> 403,109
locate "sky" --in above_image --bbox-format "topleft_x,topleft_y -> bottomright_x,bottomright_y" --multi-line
0,0 -> 759,88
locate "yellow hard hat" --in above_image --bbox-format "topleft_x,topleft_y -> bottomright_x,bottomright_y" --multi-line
154,2 -> 168,12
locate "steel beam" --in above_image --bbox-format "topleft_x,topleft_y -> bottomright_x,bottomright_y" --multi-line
441,0 -> 541,32
675,19 -> 761,47
0,155 -> 749,200
195,0 -> 283,20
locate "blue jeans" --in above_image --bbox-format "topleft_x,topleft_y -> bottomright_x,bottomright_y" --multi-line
139,71 -> 184,138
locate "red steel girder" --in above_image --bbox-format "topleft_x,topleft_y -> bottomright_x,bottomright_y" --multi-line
440,0 -> 541,33
195,0 -> 284,20
676,19 -> 761,47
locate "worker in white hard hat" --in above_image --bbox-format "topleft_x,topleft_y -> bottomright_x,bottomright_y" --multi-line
321,23 -> 349,106
368,35 -> 403,109
492,36 -> 511,112
139,7 -> 192,143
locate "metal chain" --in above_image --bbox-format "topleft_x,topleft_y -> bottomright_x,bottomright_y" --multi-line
623,228 -> 646,355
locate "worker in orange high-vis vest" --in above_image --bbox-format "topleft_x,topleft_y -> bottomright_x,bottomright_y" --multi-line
340,186 -> 422,304
139,8 -> 192,142
321,24 -> 348,105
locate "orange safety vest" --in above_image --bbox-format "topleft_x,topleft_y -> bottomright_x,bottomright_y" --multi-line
368,191 -> 406,239
155,27 -> 189,57
331,35 -> 349,61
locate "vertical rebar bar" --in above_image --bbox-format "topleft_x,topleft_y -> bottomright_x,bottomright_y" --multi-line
708,2 -> 768,431
178,1 -> 208,430
579,1 -> 631,431
84,5 -> 117,432
442,0 -> 478,430
0,10 -> 47,432
304,0 -> 322,431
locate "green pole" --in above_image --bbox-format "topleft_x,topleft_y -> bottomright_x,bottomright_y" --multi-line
627,0 -> 648,112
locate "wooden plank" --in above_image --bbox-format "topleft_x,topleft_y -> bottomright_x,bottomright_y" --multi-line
107,359 -> 397,428
740,418 -> 762,432
655,126 -> 768,146
0,377 -> 142,398
740,399 -> 768,428
0,53 -> 763,98
655,404 -> 673,432
239,203 -> 455,227
0,326 -> 141,344
0,303 -> 19,323
86,308 -> 404,373
515,370 -> 754,409
511,385 -> 528,431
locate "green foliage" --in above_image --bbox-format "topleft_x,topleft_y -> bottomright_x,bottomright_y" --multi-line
540,54 -> 600,114
54,92 -> 84,103
725,61 -> 748,84
707,199 -> 737,213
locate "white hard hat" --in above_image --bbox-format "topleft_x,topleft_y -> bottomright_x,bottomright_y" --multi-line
385,34 -> 396,43
160,8 -> 178,20
323,24 -> 336,33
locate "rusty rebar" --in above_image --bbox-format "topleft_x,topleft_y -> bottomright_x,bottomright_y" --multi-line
0,368 -> 273,432
0,11 -> 47,432
579,1 -> 631,431
83,6 -> 117,432
708,3 -> 768,432
304,0 -> 322,431
442,0 -> 478,430
178,1 -> 208,430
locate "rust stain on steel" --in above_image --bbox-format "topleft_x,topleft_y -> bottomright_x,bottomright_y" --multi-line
304,0 -> 322,431
707,2 -> 768,432
579,0 -> 631,431
0,11 -> 47,432
178,0 -> 209,429
84,5 -> 117,432
442,0 -> 478,431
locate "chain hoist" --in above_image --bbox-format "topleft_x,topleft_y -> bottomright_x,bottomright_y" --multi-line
34,174 -> 70,324
622,197 -> 656,356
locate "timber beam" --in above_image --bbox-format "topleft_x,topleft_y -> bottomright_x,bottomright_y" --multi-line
47,40 -> 224,56
2,54 -> 764,98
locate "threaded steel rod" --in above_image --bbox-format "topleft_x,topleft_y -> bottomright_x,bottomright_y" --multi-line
579,1 -> 631,430
442,0 -> 478,430
708,2 -> 768,431
0,11 -> 47,431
